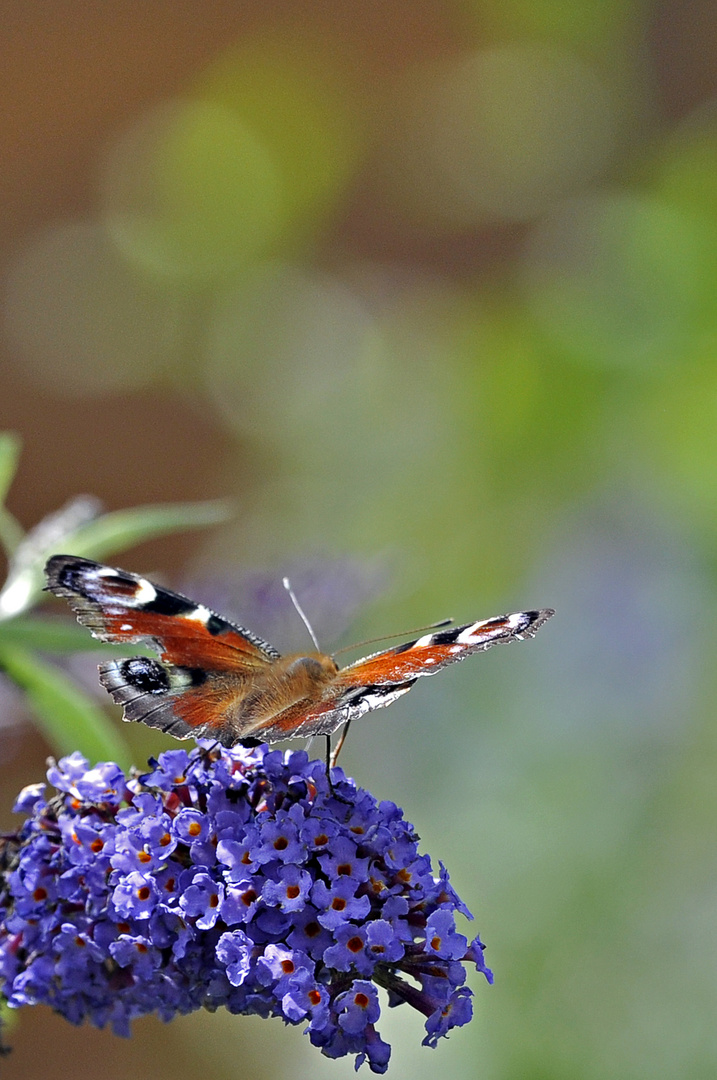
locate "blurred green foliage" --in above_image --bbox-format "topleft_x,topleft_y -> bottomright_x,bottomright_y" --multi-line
0,436 -> 233,768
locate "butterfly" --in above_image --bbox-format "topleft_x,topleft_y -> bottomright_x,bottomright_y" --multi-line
45,555 -> 554,758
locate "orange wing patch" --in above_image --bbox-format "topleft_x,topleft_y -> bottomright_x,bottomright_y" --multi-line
101,609 -> 271,672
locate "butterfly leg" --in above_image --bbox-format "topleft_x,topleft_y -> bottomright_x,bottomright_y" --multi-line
330,719 -> 352,769
324,735 -> 333,787
325,732 -> 354,804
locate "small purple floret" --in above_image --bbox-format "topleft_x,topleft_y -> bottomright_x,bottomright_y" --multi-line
0,742 -> 492,1072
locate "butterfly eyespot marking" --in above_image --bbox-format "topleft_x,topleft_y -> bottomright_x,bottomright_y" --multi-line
427,629 -> 460,646
56,563 -> 85,594
120,658 -> 171,695
128,578 -> 158,605
140,591 -> 196,617
91,567 -> 158,606
114,659 -> 208,696
184,668 -> 208,688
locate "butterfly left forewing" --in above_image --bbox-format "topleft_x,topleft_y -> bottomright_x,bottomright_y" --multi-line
45,555 -> 279,668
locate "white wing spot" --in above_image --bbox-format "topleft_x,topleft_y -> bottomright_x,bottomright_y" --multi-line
356,686 -> 413,713
92,567 -> 156,605
180,604 -> 211,624
449,645 -> 462,654
414,634 -> 434,649
132,578 -> 157,605
120,623 -> 133,632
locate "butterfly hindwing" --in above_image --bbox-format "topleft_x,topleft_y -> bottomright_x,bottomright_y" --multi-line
243,683 -> 417,743
97,656 -> 243,745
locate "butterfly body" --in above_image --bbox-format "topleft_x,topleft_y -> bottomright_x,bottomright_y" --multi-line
45,555 -> 554,748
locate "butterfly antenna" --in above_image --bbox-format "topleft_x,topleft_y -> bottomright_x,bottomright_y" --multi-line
283,577 -> 321,651
332,617 -> 454,657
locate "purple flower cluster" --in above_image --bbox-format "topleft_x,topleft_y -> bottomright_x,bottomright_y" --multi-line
0,742 -> 492,1072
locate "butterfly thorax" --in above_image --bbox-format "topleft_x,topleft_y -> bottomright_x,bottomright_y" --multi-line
229,651 -> 340,729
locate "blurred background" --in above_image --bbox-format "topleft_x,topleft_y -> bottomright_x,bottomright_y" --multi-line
1,2 -> 717,1077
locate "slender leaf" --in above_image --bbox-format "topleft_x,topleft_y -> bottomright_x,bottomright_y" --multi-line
0,498 -> 233,619
0,432 -> 24,558
0,497 -> 101,618
0,507 -> 24,559
0,432 -> 21,506
0,642 -> 132,767
65,499 -> 234,561
0,615 -> 119,652
0,997 -> 16,1042
0,615 -> 155,655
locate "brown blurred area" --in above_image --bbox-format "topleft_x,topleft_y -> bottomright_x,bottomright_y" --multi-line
4,0 -> 713,540
2,4 -> 275,536
0,1 -> 468,541
0,8 -> 479,1076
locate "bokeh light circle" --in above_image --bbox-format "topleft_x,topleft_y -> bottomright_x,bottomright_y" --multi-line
379,44 -> 615,229
463,0 -> 631,46
204,264 -> 380,444
520,191 -> 707,370
101,99 -> 282,283
3,220 -> 183,394
198,30 -> 363,237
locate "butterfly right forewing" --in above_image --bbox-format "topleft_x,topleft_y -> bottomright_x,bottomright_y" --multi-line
337,609 -> 554,687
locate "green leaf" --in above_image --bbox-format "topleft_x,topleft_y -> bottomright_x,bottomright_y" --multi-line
0,506 -> 24,559
0,996 -> 16,1042
65,499 -> 234,561
0,614 -> 156,655
0,615 -> 120,652
0,497 -> 101,619
0,432 -> 21,506
0,431 -> 24,558
0,498 -> 233,620
0,642 -> 132,767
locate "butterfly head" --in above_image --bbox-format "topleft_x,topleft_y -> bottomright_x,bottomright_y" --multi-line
284,654 -> 339,679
